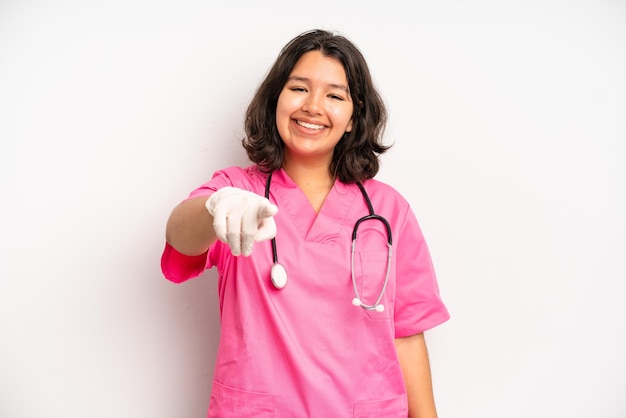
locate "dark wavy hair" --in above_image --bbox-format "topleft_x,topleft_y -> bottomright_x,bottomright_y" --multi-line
242,29 -> 389,184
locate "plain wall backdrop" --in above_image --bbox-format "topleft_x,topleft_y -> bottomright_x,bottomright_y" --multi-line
1,0 -> 625,417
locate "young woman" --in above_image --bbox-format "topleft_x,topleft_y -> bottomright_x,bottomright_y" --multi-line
162,29 -> 449,418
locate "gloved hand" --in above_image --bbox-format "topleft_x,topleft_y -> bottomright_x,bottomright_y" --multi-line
205,187 -> 278,257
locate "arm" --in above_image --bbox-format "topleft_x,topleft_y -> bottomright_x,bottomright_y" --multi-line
395,333 -> 438,418
165,188 -> 279,257
166,197 -> 217,256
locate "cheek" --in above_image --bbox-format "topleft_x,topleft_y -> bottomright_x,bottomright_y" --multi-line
275,98 -> 292,139
331,109 -> 353,130
276,114 -> 290,138
275,99 -> 288,125
276,94 -> 295,121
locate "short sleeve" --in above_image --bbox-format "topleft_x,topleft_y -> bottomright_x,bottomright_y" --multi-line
161,242 -> 209,283
160,166 -> 262,284
393,206 -> 450,337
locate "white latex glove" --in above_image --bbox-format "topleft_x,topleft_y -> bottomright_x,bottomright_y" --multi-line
205,187 -> 278,257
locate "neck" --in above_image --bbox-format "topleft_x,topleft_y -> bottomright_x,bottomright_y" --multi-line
281,157 -> 335,213
281,157 -> 334,191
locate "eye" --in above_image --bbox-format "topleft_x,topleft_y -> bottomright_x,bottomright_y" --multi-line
328,94 -> 344,101
289,87 -> 307,93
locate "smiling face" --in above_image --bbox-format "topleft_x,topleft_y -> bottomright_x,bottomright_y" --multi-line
276,50 -> 354,168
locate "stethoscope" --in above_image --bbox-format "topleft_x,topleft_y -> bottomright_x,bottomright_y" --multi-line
264,172 -> 393,312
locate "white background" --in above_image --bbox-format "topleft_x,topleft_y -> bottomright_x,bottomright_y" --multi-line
1,1 -> 625,417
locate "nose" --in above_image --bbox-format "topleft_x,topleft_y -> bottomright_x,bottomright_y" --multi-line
302,92 -> 324,116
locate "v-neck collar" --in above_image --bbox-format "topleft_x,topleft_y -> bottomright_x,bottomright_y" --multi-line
269,169 -> 359,244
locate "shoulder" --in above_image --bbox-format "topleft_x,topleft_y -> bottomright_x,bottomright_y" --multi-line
187,165 -> 267,198
360,177 -> 410,207
212,165 -> 265,185
356,178 -> 419,228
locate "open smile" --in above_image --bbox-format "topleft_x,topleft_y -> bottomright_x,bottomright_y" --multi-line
295,119 -> 326,130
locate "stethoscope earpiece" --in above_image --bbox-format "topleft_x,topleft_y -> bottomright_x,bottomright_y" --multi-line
352,297 -> 384,312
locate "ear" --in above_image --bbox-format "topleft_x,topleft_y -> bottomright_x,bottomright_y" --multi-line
346,119 -> 353,133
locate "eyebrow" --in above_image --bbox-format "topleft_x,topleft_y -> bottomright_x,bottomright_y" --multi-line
287,76 -> 349,93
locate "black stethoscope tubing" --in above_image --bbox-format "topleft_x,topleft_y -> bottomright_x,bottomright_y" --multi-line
264,171 -> 393,311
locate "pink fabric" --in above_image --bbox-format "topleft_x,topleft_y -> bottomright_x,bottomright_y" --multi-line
161,166 -> 449,417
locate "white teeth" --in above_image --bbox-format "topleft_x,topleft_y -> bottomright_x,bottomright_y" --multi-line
297,120 -> 324,130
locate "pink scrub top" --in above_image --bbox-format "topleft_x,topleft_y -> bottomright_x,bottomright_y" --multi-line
161,166 -> 449,418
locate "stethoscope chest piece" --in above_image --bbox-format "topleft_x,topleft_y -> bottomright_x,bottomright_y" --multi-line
270,263 -> 288,289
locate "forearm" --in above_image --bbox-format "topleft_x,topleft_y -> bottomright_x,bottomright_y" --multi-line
395,333 -> 438,418
165,196 -> 217,256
